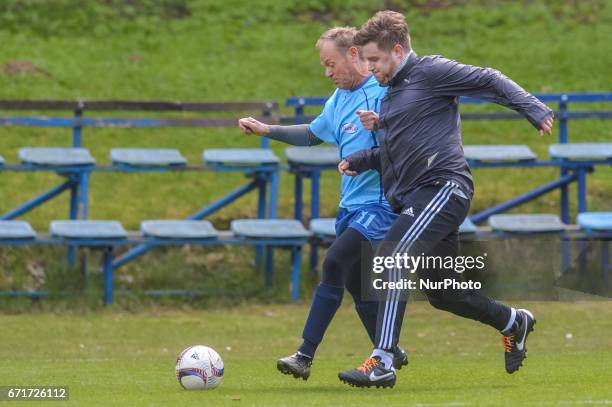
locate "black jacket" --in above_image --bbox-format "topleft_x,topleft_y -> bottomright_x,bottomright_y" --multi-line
346,52 -> 553,212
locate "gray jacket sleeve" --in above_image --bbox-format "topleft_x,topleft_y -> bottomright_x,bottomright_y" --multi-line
345,147 -> 381,173
426,58 -> 553,129
267,124 -> 324,146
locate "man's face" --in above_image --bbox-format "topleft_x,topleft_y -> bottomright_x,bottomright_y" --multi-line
318,40 -> 358,89
361,42 -> 403,85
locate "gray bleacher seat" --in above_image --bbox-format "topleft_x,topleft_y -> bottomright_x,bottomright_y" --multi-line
110,148 -> 187,167
285,146 -> 340,165
0,221 -> 36,239
141,220 -> 218,239
463,145 -> 537,162
549,143 -> 612,160
459,218 -> 478,234
489,214 -> 565,233
577,212 -> 612,232
231,219 -> 310,239
203,149 -> 280,165
19,147 -> 95,166
50,220 -> 127,239
310,218 -> 336,237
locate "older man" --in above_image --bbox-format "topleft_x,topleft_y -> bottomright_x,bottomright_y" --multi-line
239,27 -> 407,380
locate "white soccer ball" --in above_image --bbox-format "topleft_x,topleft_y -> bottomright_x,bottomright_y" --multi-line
175,345 -> 224,390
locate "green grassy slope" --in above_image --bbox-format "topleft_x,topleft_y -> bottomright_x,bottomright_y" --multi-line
0,0 -> 610,295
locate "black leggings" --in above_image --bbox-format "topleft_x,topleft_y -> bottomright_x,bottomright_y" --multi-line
322,227 -> 371,291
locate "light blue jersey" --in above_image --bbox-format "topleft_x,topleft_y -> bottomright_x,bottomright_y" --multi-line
309,75 -> 389,211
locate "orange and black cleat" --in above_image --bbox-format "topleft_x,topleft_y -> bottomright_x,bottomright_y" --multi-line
338,356 -> 396,388
501,309 -> 536,374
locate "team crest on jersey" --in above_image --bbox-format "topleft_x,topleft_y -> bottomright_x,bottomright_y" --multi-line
341,122 -> 358,134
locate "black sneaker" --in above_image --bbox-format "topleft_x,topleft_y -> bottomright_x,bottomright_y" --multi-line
338,356 -> 396,388
392,345 -> 408,370
277,352 -> 312,380
501,309 -> 536,374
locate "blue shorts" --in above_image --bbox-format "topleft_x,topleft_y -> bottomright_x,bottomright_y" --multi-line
335,203 -> 398,242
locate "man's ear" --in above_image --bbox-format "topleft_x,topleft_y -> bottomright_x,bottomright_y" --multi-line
393,43 -> 405,60
347,46 -> 361,62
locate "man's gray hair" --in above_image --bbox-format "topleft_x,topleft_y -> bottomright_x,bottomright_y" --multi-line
316,27 -> 357,53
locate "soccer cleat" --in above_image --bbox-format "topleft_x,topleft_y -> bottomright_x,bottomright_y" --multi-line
501,308 -> 536,374
277,352 -> 312,380
338,356 -> 396,388
392,345 -> 409,370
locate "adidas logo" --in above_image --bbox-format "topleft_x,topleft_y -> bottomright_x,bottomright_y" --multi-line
403,207 -> 414,217
427,152 -> 438,168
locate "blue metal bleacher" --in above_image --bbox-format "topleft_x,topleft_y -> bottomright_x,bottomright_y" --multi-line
0,218 -> 310,304
463,145 -> 537,163
1,95 -> 611,302
489,214 -> 567,234
110,148 -> 188,169
141,220 -> 219,239
0,220 -> 37,240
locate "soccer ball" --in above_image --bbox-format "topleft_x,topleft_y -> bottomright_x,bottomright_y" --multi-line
175,345 -> 224,390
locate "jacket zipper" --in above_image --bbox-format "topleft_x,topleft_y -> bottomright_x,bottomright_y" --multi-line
381,88 -> 400,183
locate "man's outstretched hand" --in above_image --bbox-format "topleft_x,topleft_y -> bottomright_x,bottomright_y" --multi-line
539,115 -> 554,137
238,117 -> 270,135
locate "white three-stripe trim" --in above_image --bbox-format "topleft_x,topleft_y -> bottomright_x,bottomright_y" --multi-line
379,182 -> 458,349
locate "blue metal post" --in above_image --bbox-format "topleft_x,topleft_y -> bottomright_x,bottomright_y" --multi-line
559,97 -> 570,224
561,237 -> 570,275
294,173 -> 303,221
255,176 -> 267,270
602,240 -> 609,286
578,239 -> 588,275
295,103 -> 305,124
291,246 -> 302,302
560,167 -> 570,224
268,168 -> 279,219
559,97 -> 568,143
261,169 -> 280,281
79,171 -> 89,219
264,246 -> 274,287
577,167 -> 587,214
78,171 -> 90,281
73,107 -> 83,147
311,171 -> 321,220
310,171 -> 321,271
68,174 -> 79,267
103,247 -> 114,305
260,106 -> 271,149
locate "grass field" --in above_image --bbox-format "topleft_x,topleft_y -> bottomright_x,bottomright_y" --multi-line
1,300 -> 611,406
